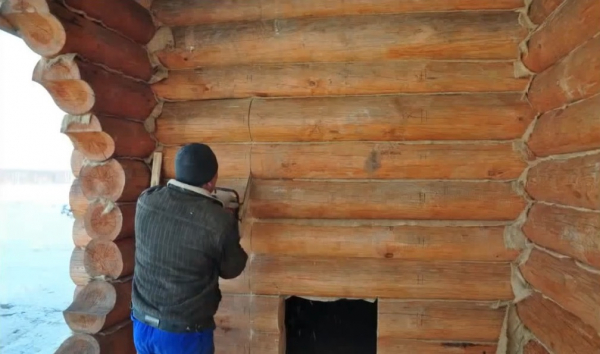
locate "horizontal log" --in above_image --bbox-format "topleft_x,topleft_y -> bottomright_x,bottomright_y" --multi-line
215,295 -> 282,332
528,0 -> 566,25
70,247 -> 90,286
249,331 -> 284,354
160,12 -> 524,69
377,339 -> 497,354
249,93 -> 535,142
156,99 -> 252,145
517,292 -> 600,354
524,340 -> 550,354
378,301 -> 504,342
248,180 -> 526,220
1,0 -> 153,80
523,0 -> 600,73
84,201 -> 136,241
523,203 -> 600,268
214,328 -> 250,354
63,279 -> 132,334
32,55 -> 156,119
251,142 -> 527,180
79,159 -> 150,202
250,256 -> 513,300
84,238 -> 135,280
73,218 -> 92,248
526,153 -> 600,210
152,61 -> 528,101
153,0 -> 524,26
528,35 -> 600,113
251,222 -> 519,261
71,149 -> 84,177
520,248 -> 600,333
162,144 -> 251,180
62,114 -> 156,161
55,321 -> 134,354
527,94 -> 600,156
69,178 -> 87,219
62,0 -> 155,44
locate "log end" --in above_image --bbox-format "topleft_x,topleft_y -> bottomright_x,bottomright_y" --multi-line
84,201 -> 124,241
73,217 -> 92,248
80,160 -> 126,201
64,281 -> 117,334
69,178 -> 87,219
83,240 -> 129,279
70,247 -> 90,286
55,333 -> 101,354
71,149 -> 85,177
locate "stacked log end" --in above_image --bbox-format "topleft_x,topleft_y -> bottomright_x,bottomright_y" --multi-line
519,2 -> 600,352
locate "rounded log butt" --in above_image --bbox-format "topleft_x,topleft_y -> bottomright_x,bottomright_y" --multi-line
80,159 -> 150,203
71,149 -> 85,177
70,247 -> 90,286
84,201 -> 136,241
73,218 -> 92,248
54,321 -> 134,354
84,238 -> 135,279
69,178 -> 88,219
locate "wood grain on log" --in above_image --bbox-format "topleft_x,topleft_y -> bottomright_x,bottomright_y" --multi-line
250,331 -> 285,354
62,0 -> 155,44
528,0 -> 566,25
517,292 -> 600,354
378,301 -> 505,342
70,247 -> 90,286
249,256 -> 512,300
71,149 -> 85,177
63,279 -> 132,334
55,321 -> 135,354
73,218 -> 92,248
156,99 -> 252,144
527,94 -> 600,156
84,201 -> 136,242
524,340 -> 550,354
250,222 -> 519,261
377,339 -> 497,354
69,178 -> 87,219
84,238 -> 135,280
251,142 -> 527,180
162,145 -> 251,180
0,13 -> 17,36
523,203 -> 600,269
33,55 -> 156,119
215,295 -> 282,332
152,61 -> 528,101
249,93 -> 534,142
152,0 -> 523,26
1,0 -> 153,80
248,180 -> 526,220
526,153 -> 600,210
79,159 -> 150,203
528,35 -> 600,113
159,12 -> 525,69
523,0 -> 600,73
62,114 -> 156,161
520,248 -> 600,333
213,329 -> 282,354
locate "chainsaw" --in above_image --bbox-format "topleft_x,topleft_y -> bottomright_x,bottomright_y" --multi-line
212,187 -> 241,220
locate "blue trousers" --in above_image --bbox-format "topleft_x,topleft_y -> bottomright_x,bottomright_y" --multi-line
132,315 -> 215,354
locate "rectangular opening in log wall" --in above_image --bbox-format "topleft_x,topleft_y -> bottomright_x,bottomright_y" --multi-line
285,296 -> 378,354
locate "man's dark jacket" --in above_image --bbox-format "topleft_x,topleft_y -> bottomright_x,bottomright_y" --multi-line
131,181 -> 248,331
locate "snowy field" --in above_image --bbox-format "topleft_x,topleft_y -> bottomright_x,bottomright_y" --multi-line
0,184 -> 75,353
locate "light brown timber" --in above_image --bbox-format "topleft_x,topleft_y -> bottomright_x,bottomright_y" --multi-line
73,218 -> 92,248
55,321 -> 135,354
528,0 -> 566,25
70,247 -> 90,286
0,13 -> 17,36
79,159 -> 150,203
71,149 -> 85,177
377,339 -> 497,354
69,178 -> 87,219
83,238 -> 135,280
84,201 -> 136,241
215,295 -> 282,332
524,340 -> 550,354
162,145 -> 251,180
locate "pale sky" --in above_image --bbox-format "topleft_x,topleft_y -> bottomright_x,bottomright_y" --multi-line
0,31 -> 73,171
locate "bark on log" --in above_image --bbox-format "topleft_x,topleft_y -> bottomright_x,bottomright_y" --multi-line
55,321 -> 135,354
152,0 -> 523,26
520,248 -> 600,333
152,61 -> 528,101
524,340 -> 550,354
249,93 -> 535,142
62,114 -> 156,161
250,256 -> 512,300
248,180 -> 526,221
73,218 -> 92,248
523,0 -> 600,73
517,292 -> 600,354
215,295 -> 283,332
1,0 -> 153,81
162,145 -> 251,180
528,0 -> 566,25
527,94 -> 600,156
84,201 -> 136,241
33,55 -> 156,119
526,153 -> 600,210
71,149 -> 85,177
160,12 -> 525,69
523,203 -> 600,269
377,339 -> 497,354
61,0 -> 155,44
70,247 -> 90,286
69,178 -> 87,219
251,142 -> 527,180
84,238 -> 135,280
528,35 -> 600,113
156,99 -> 252,144
63,279 -> 132,334
378,301 -> 505,342
79,159 -> 150,203
250,222 -> 519,261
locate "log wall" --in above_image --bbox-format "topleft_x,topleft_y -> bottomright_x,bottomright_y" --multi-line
515,1 -> 600,352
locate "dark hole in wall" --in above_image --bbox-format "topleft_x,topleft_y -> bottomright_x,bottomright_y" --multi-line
285,296 -> 377,354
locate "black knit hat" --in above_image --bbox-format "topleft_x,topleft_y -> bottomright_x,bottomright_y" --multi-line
174,143 -> 219,187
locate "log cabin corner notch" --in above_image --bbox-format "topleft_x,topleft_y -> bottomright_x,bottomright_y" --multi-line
0,0 -> 599,353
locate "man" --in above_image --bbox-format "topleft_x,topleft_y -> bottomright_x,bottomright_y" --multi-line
130,143 -> 248,354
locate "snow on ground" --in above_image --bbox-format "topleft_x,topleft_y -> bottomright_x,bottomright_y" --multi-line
0,184 -> 75,353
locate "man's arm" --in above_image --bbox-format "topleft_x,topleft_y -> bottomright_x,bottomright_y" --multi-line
219,218 -> 248,279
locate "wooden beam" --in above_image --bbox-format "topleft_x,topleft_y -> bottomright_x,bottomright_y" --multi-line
215,295 -> 283,332
55,321 -> 135,354
162,145 -> 251,180
69,178 -> 87,219
524,340 -> 550,354
72,218 -> 92,248
79,158 -> 150,203
70,149 -> 84,177
84,238 -> 135,280
70,247 -> 90,286
151,61 -> 529,101
83,201 -> 136,241
528,0 -> 566,25
377,339 -> 497,354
